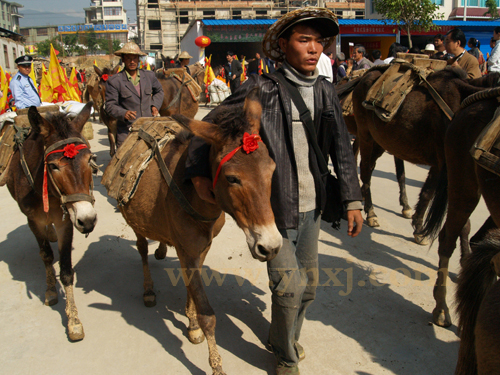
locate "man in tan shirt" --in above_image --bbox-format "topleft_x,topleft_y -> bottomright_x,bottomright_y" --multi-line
445,28 -> 482,79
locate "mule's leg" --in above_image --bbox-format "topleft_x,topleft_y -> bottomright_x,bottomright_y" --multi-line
432,185 -> 480,327
154,242 -> 168,260
135,233 -> 156,307
178,249 -> 225,375
394,157 -> 412,219
458,219 -> 471,267
28,219 -> 58,306
54,218 -> 84,341
359,139 -> 385,227
412,166 -> 439,245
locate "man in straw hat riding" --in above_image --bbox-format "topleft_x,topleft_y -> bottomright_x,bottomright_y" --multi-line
105,41 -> 164,148
185,7 -> 363,374
175,51 -> 193,75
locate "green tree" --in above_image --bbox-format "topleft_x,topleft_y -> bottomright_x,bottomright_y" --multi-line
374,0 -> 444,48
484,0 -> 500,19
36,37 -> 63,57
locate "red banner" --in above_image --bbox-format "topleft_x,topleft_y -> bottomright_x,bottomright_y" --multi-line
400,26 -> 455,36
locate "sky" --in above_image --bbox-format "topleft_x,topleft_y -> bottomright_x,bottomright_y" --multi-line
17,0 -> 137,27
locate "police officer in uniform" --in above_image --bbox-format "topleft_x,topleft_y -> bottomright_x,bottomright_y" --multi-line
10,55 -> 41,110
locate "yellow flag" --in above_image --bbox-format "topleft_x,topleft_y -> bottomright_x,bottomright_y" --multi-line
68,67 -> 81,102
39,63 -> 53,103
0,66 -> 9,113
146,62 -> 151,70
94,59 -> 98,67
241,57 -> 246,83
203,55 -> 215,86
29,62 -> 38,91
49,44 -> 72,102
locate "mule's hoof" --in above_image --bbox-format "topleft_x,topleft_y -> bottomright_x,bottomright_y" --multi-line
47,225 -> 58,242
68,323 -> 85,341
154,247 -> 167,260
143,293 -> 156,307
432,308 -> 452,328
414,234 -> 429,246
188,327 -> 205,344
213,369 -> 227,375
45,290 -> 58,306
402,209 -> 412,219
366,216 -> 380,227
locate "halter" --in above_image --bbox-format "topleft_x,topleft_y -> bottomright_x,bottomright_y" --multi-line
213,132 -> 262,189
43,137 -> 95,215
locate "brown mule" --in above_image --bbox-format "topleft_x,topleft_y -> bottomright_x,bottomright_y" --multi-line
352,68 -> 500,244
421,94 -> 500,328
93,65 -> 121,156
116,88 -> 281,375
3,102 -> 97,341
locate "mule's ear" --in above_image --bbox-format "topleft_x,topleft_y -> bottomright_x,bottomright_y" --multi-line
161,54 -> 166,61
112,64 -> 120,74
70,102 -> 93,134
28,106 -> 54,140
243,87 -> 262,133
94,65 -> 103,77
172,114 -> 221,145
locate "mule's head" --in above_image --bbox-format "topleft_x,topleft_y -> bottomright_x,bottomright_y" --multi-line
28,102 -> 97,234
161,54 -> 176,69
173,88 -> 281,261
94,64 -> 120,102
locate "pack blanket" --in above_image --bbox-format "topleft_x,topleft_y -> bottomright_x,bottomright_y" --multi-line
162,68 -> 202,102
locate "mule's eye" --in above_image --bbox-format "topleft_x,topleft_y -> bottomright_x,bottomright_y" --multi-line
226,175 -> 240,185
48,163 -> 59,171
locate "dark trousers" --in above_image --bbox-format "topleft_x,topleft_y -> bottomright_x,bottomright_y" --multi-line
116,125 -> 130,149
267,209 -> 321,367
229,78 -> 240,94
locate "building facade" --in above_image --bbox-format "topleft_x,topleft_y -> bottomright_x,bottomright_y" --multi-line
366,0 -> 500,21
137,0 -> 366,58
0,1 -> 23,33
84,0 -> 127,26
0,33 -> 25,74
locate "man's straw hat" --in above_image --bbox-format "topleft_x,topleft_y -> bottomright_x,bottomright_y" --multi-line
114,42 -> 146,57
424,44 -> 436,53
179,51 -> 193,59
262,7 -> 339,62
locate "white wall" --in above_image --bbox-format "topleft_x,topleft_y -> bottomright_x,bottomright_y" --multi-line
180,21 -> 205,65
0,37 -> 25,75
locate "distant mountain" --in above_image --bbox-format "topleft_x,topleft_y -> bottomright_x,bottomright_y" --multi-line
19,8 -> 84,28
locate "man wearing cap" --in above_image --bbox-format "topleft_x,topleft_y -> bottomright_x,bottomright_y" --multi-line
105,42 -> 164,148
175,51 -> 192,75
224,51 -> 243,94
10,55 -> 41,110
185,7 -> 363,374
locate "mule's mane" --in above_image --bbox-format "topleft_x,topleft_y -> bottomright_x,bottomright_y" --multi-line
36,112 -> 75,138
212,105 -> 251,140
434,66 -> 468,80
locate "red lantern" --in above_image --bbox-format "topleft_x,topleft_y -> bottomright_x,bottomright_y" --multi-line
195,36 -> 211,48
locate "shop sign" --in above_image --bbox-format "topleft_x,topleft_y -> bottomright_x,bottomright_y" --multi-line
205,28 -> 269,43
341,25 -> 397,34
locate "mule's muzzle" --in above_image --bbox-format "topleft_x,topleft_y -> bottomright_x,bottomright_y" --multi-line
67,202 -> 98,234
244,225 -> 282,262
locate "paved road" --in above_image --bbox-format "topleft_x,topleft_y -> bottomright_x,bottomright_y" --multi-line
0,107 -> 490,375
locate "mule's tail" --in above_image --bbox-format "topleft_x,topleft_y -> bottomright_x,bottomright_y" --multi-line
420,164 -> 448,241
455,229 -> 500,375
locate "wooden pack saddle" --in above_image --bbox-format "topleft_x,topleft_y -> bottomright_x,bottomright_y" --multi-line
163,68 -> 202,102
466,88 -> 500,176
361,53 -> 447,122
101,117 -> 184,205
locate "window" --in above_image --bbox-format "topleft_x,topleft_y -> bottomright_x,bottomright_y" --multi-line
106,20 -> 123,24
148,20 -> 161,30
4,45 -> 9,69
37,28 -> 48,36
147,0 -> 159,9
20,28 -> 29,36
104,7 -> 122,16
459,0 -> 495,5
431,0 -> 444,5
12,47 -> 15,60
256,10 -> 267,19
180,11 -> 189,24
150,44 -> 162,50
203,10 -> 215,19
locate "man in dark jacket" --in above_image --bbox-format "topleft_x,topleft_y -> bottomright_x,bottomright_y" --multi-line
224,51 -> 243,94
105,42 -> 164,148
186,7 -> 362,375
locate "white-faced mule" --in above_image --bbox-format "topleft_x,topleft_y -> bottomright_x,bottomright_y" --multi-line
115,88 -> 282,375
3,102 -> 97,341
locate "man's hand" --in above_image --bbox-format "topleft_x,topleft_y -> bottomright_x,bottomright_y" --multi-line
232,74 -> 236,80
192,176 -> 217,204
347,210 -> 363,237
151,106 -> 159,117
124,110 -> 137,121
